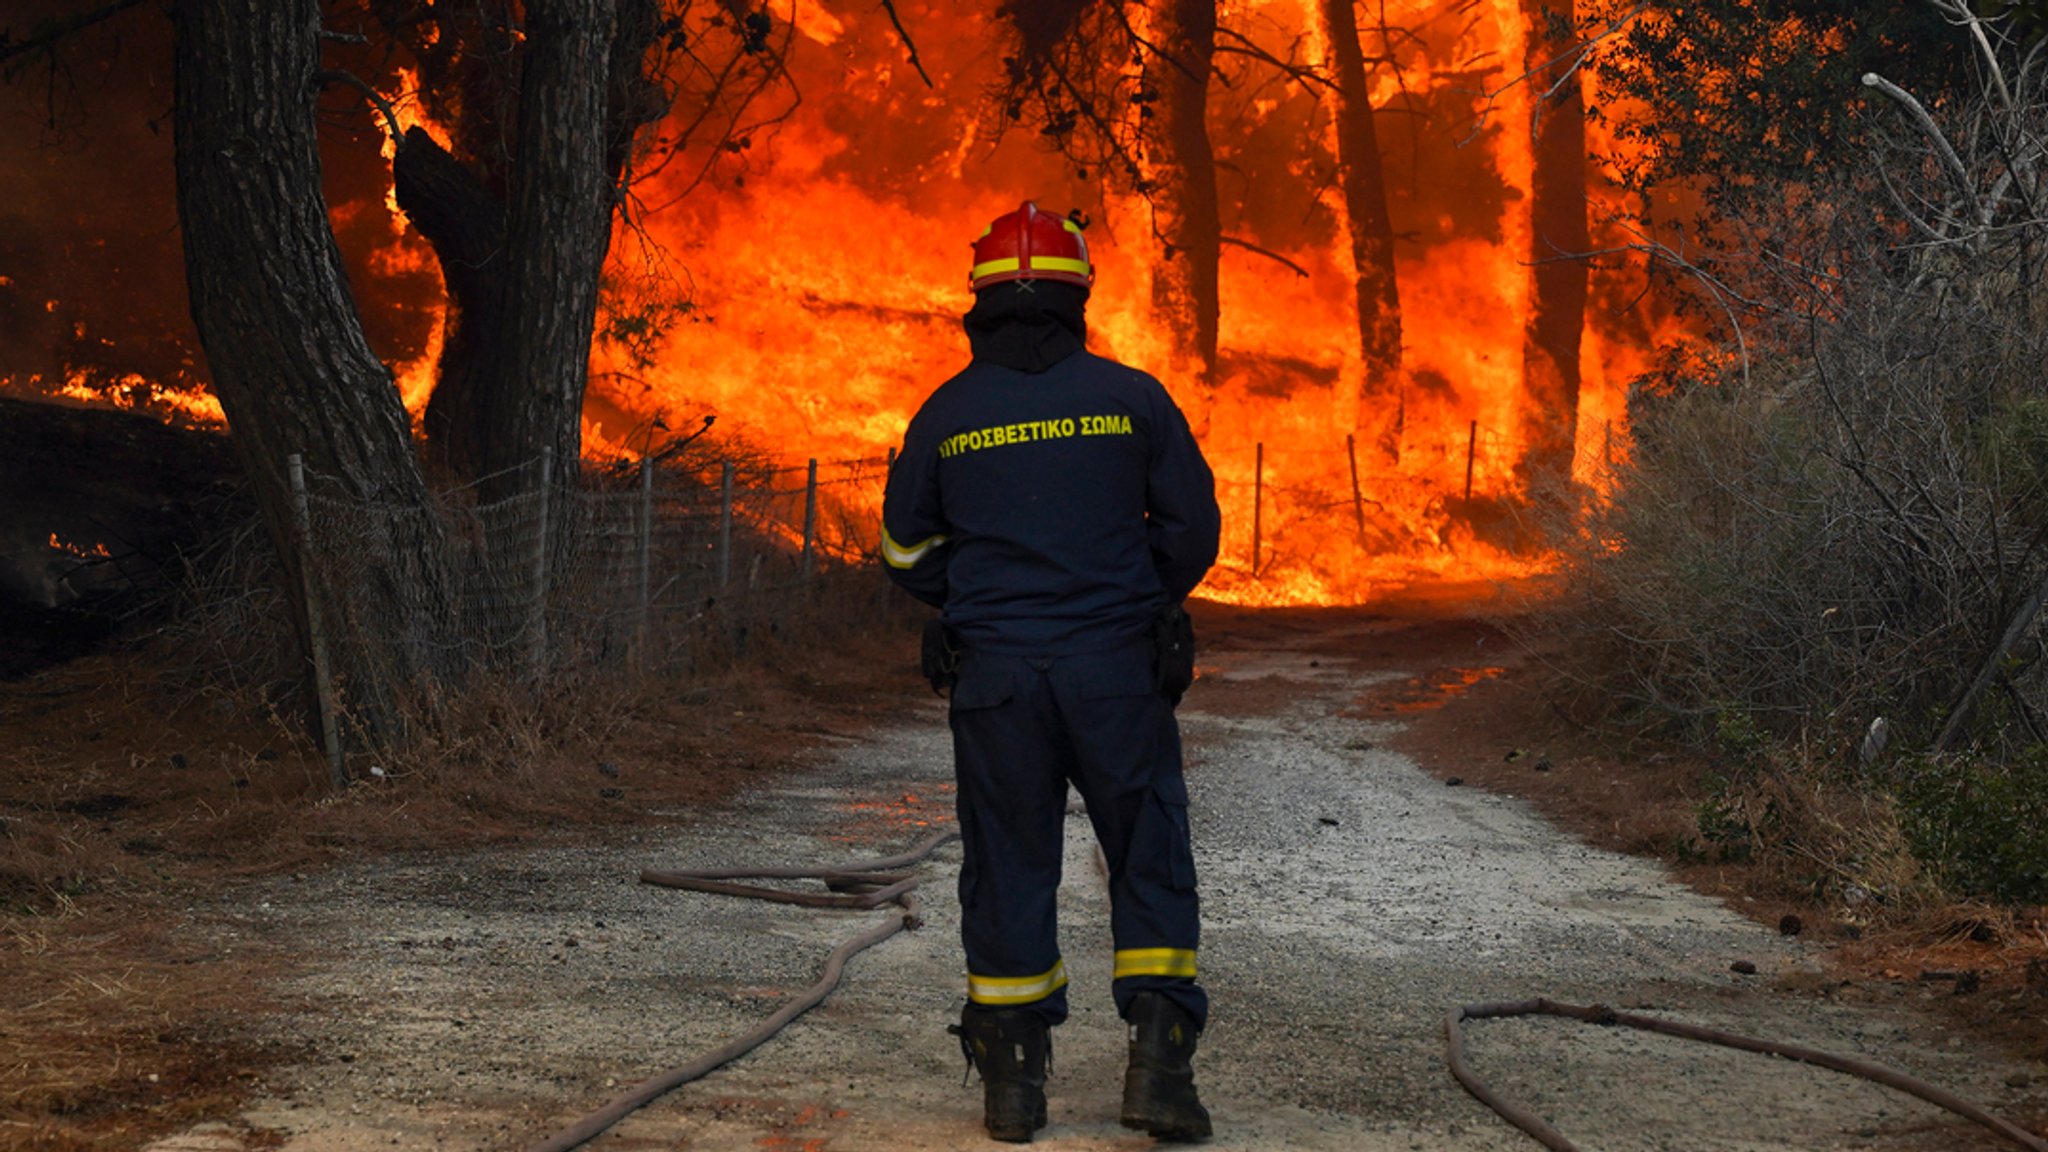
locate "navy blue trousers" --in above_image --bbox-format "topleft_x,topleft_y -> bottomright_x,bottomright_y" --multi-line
948,639 -> 1207,1030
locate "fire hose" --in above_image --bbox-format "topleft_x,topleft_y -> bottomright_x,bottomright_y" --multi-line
515,823 -> 2045,1151
521,826 -> 960,1152
1447,997 -> 2048,1152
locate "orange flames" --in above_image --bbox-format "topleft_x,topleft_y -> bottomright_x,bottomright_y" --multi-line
580,0 -> 1674,606
3,0 -> 1687,609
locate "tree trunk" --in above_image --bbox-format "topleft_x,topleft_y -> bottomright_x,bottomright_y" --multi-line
1144,0 -> 1222,420
400,0 -> 662,496
173,0 -> 455,749
399,128 -> 508,482
1519,0 -> 1590,497
1318,0 -> 1404,461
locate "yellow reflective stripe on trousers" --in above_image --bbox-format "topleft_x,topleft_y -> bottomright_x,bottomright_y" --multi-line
880,524 -> 947,570
1113,947 -> 1197,979
967,959 -> 1069,1005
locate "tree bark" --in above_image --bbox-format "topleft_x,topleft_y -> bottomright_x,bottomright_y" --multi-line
396,0 -> 663,495
398,128 -> 508,481
1144,0 -> 1222,417
1317,0 -> 1404,461
173,0 -> 455,748
1519,0 -> 1590,496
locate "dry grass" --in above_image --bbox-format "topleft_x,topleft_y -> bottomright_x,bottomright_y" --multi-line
1389,624 -> 2048,1075
0,565 -> 929,1150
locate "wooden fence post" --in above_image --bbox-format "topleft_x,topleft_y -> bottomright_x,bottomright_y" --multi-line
637,455 -> 653,656
287,454 -> 347,790
801,458 -> 819,580
1465,420 -> 1478,501
1345,433 -> 1367,543
1252,442 -> 1265,576
718,461 -> 734,588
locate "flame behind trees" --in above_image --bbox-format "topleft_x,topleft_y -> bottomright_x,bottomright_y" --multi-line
166,0 -> 790,748
990,0 -> 1224,419
1315,0 -> 1406,461
1519,0 -> 1588,498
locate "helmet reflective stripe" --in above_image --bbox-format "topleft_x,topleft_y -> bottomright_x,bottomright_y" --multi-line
969,257 -> 1023,281
1029,256 -> 1090,277
968,200 -> 1094,291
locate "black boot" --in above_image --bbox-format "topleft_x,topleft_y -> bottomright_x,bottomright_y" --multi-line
1121,991 -> 1211,1140
950,1007 -> 1050,1143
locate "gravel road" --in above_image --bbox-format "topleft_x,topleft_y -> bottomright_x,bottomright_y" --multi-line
146,608 -> 2045,1152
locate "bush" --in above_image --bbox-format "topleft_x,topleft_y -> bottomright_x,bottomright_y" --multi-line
1893,750 -> 2048,905
1538,21 -> 2048,906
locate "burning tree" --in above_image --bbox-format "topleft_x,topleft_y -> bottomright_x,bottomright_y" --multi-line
1517,0 -> 1588,496
1315,0 -> 1405,461
163,0 -> 788,751
990,0 -> 1224,407
174,0 -> 460,749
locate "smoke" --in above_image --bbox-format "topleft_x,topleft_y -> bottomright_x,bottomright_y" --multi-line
0,2 -> 442,414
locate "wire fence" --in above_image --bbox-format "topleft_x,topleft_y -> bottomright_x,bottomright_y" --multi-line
287,415 -> 1607,677
277,416 -> 1609,776
285,446 -> 894,778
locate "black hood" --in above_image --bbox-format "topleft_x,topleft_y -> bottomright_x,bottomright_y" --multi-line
963,280 -> 1088,374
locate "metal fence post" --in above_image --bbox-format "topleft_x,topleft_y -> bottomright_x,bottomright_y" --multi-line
718,461 -> 734,588
529,448 -> 552,678
287,454 -> 347,790
801,458 -> 819,580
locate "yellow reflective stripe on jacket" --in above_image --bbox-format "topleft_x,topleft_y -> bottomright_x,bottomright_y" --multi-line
881,525 -> 947,570
1113,947 -> 1197,979
967,959 -> 1069,1005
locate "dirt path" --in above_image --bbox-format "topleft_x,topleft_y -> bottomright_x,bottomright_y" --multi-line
146,602 -> 2044,1151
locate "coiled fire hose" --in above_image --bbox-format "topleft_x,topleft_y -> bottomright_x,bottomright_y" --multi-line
522,827 -> 960,1152
1447,997 -> 2048,1151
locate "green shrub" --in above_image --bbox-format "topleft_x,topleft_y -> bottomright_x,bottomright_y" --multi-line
1893,750 -> 2048,905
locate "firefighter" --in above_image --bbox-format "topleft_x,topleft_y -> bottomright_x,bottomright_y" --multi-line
881,201 -> 1221,1143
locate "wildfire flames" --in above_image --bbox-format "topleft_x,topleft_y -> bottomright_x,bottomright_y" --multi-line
4,0 -> 1686,607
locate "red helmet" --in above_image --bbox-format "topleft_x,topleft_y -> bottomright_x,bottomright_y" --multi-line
969,201 -> 1094,291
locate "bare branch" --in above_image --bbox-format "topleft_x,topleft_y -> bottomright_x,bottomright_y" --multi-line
315,69 -> 404,148
1220,235 -> 1311,279
877,0 -> 933,89
0,0 -> 147,67
1215,28 -> 1331,94
1460,2 -> 1649,145
1925,0 -> 2014,111
1861,72 -> 1982,230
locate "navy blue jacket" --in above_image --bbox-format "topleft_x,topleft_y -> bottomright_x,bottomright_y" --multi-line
882,349 -> 1220,654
